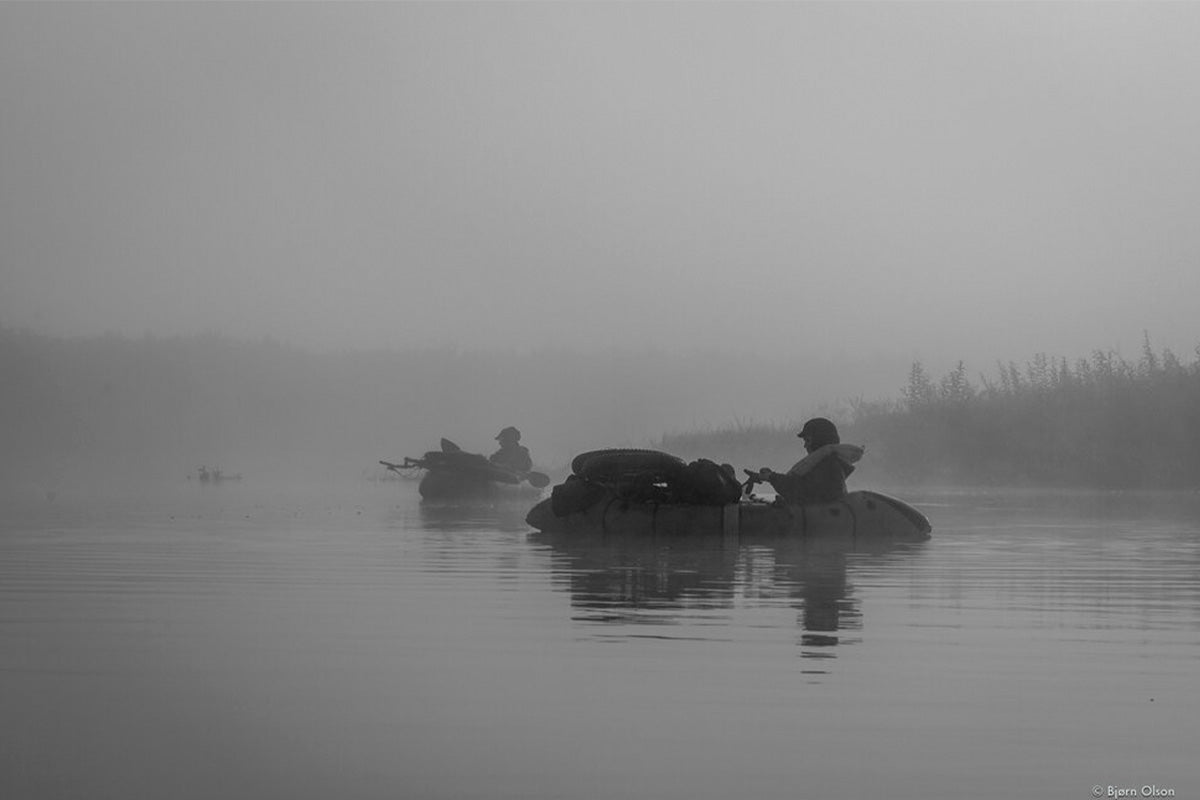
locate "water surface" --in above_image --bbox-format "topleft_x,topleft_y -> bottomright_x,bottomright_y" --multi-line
3,483 -> 1198,799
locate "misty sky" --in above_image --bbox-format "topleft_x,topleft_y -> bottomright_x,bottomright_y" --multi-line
3,2 -> 1199,365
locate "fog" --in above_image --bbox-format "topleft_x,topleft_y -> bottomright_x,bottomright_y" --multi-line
3,3 -> 1200,488
0,329 -> 914,492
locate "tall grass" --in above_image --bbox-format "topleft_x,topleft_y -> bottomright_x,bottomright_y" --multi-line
660,333 -> 1200,490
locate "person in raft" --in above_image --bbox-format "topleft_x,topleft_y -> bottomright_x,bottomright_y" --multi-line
489,426 -> 533,473
756,417 -> 863,505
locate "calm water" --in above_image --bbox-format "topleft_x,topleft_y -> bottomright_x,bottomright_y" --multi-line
3,481 -> 1199,800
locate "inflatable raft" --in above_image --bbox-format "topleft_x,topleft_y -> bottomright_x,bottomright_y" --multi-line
525,489 -> 931,542
418,465 -> 543,501
381,446 -> 548,501
526,448 -> 930,542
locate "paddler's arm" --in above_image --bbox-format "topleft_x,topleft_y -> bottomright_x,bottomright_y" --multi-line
757,467 -> 801,501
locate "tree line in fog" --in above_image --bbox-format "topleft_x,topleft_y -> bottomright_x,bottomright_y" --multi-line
0,326 -> 900,485
7,324 -> 1195,490
662,333 -> 1200,490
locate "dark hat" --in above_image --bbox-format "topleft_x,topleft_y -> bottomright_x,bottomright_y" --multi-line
496,426 -> 521,441
797,417 -> 839,445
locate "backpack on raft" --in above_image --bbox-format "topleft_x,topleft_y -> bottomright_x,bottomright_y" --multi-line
549,450 -> 742,518
673,459 -> 743,505
551,475 -> 611,517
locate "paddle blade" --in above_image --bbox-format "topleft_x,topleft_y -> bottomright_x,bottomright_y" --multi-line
526,471 -> 551,489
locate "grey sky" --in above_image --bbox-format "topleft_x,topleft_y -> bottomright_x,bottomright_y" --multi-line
3,2 -> 1198,364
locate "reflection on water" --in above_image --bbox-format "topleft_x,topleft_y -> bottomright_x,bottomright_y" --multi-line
415,498 -> 535,533
529,528 -> 925,667
3,483 -> 1200,800
902,488 -> 1200,630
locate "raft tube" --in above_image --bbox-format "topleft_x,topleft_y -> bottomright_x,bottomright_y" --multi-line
415,451 -> 530,500
419,469 -> 541,501
525,489 -> 931,542
570,449 -> 686,482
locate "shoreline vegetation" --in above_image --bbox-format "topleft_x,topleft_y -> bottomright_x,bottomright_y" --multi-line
658,333 -> 1200,491
4,325 -> 1197,492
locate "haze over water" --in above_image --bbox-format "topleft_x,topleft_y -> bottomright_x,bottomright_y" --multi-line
3,481 -> 1198,799
4,3 -> 1200,365
4,5 -> 1200,797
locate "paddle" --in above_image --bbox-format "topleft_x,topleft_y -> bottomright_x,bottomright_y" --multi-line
383,457 -> 548,488
482,461 -> 551,488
